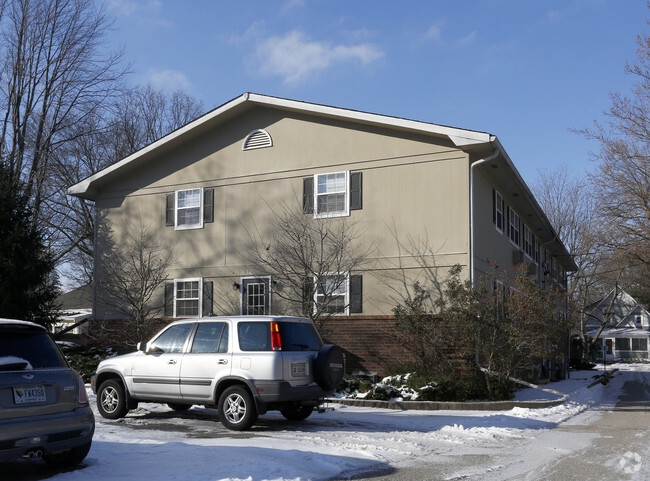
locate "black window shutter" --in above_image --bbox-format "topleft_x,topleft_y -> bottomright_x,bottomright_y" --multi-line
166,194 -> 175,227
164,283 -> 174,316
302,277 -> 314,316
349,275 -> 362,313
202,281 -> 213,316
303,177 -> 314,214
350,172 -> 362,211
203,188 -> 214,223
492,189 -> 496,224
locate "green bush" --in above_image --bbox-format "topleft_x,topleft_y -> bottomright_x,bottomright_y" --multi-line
60,345 -> 115,382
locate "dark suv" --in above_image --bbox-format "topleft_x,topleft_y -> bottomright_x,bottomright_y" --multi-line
92,316 -> 344,430
0,319 -> 95,465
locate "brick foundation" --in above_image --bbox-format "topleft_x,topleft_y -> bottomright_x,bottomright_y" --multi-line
318,316 -> 416,376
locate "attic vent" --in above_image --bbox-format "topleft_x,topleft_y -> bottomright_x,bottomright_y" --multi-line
243,129 -> 272,151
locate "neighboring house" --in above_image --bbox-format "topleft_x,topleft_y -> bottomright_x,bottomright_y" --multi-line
68,93 -> 576,374
585,288 -> 650,362
54,284 -> 93,335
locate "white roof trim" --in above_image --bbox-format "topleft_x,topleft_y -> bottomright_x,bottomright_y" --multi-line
68,93 -> 493,198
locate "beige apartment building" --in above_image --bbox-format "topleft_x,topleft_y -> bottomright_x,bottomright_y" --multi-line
68,93 -> 576,373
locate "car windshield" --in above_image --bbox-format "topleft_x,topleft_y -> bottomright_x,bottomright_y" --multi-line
0,331 -> 67,370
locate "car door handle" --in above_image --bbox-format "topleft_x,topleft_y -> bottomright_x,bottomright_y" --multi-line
168,360 -> 177,365
218,359 -> 228,365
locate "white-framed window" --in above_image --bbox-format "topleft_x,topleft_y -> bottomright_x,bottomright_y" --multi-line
314,272 -> 349,315
523,225 -> 534,259
240,276 -> 271,315
508,207 -> 520,246
533,236 -> 540,265
494,191 -> 504,233
176,188 -> 203,230
174,278 -> 201,317
315,171 -> 349,218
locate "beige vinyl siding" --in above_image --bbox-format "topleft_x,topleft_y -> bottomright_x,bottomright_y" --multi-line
93,107 -> 473,317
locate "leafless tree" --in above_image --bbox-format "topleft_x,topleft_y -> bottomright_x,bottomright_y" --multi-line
0,0 -> 126,220
532,167 -> 630,363
245,201 -> 371,329
579,32 -> 650,273
94,218 -> 174,347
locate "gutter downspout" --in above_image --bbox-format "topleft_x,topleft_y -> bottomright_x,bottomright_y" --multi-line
469,146 -> 500,287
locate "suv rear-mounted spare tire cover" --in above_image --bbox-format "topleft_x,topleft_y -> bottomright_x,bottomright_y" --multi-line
314,344 -> 344,391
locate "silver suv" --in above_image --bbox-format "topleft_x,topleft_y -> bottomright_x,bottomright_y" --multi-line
91,316 -> 344,430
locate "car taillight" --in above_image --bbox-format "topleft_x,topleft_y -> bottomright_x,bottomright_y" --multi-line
270,321 -> 282,351
77,374 -> 89,404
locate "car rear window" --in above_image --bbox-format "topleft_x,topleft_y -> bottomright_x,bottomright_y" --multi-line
238,321 -> 322,352
0,331 -> 67,370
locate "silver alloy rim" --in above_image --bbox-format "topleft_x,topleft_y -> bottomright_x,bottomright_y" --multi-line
101,386 -> 119,413
223,393 -> 246,424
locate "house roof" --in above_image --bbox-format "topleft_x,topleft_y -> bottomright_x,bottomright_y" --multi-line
67,92 -> 576,271
584,287 -> 650,327
57,284 -> 92,311
587,327 -> 650,338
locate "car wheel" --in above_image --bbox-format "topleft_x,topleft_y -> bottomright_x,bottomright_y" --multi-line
168,403 -> 192,411
314,344 -> 345,391
218,386 -> 258,430
43,441 -> 92,467
97,379 -> 129,419
280,403 -> 314,421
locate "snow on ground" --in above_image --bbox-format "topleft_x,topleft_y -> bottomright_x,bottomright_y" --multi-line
6,364 -> 650,481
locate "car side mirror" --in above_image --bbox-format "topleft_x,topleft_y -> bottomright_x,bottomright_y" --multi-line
137,342 -> 147,353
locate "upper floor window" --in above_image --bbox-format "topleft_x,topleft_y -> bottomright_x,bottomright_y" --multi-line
303,171 -> 362,218
508,206 -> 520,246
523,225 -> 534,259
493,190 -> 504,232
317,172 -> 348,217
177,189 -> 202,228
166,188 -> 214,230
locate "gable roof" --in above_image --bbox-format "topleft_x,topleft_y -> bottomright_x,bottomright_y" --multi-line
585,287 -> 650,328
67,92 -> 495,200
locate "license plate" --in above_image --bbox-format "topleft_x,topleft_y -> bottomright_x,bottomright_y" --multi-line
13,385 -> 46,404
291,362 -> 307,376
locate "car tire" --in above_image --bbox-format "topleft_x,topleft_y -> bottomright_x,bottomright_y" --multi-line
314,344 -> 345,391
218,386 -> 258,431
43,441 -> 92,467
280,403 -> 314,421
97,379 -> 129,419
168,403 -> 192,411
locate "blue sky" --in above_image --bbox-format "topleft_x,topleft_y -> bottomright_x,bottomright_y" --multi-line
102,0 -> 647,187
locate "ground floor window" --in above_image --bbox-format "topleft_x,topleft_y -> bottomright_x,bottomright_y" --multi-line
632,338 -> 648,351
241,277 -> 271,315
175,278 -> 201,317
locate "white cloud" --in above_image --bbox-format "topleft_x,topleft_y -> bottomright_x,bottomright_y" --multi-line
256,30 -> 384,84
423,23 -> 444,42
457,30 -> 477,46
147,69 -> 193,93
105,0 -> 170,27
